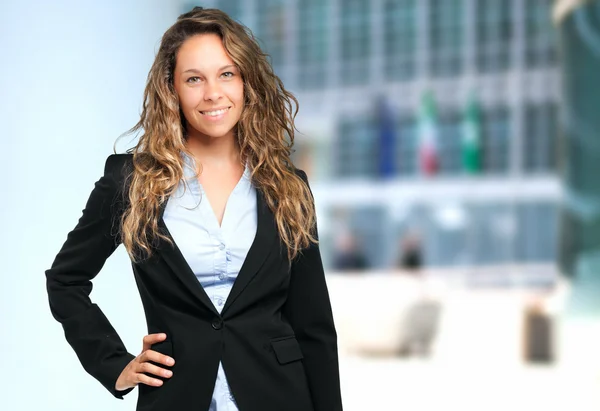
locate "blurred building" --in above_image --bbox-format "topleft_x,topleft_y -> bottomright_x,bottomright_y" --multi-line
192,0 -> 561,276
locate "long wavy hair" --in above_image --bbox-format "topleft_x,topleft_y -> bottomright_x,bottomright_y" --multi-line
118,7 -> 317,264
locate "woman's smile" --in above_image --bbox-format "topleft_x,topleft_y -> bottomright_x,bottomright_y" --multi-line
199,106 -> 231,121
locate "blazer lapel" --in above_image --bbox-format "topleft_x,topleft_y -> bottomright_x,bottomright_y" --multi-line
155,187 -> 278,317
221,189 -> 277,315
156,198 -> 220,316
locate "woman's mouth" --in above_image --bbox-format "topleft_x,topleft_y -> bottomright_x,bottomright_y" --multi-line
199,107 -> 231,119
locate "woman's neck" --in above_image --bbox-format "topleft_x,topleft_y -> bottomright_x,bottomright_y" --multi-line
185,132 -> 241,168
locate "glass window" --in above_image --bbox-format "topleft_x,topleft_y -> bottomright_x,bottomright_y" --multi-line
429,0 -> 464,77
525,0 -> 557,68
335,117 -> 377,178
217,0 -> 243,22
384,0 -> 417,81
481,107 -> 510,173
297,0 -> 328,89
466,203 -> 515,265
475,0 -> 512,73
515,202 -> 558,262
524,102 -> 559,173
339,0 -> 371,86
255,0 -> 287,72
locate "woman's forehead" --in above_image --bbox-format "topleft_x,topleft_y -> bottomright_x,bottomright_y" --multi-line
175,34 -> 235,73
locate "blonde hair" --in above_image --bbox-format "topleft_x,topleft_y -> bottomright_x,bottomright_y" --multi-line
118,7 -> 316,264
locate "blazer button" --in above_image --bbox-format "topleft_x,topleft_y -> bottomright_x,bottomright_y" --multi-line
211,319 -> 223,330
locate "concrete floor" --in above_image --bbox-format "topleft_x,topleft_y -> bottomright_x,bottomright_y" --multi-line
328,271 -> 600,410
339,354 -> 600,411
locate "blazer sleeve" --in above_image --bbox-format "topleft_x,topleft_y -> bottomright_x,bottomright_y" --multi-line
45,154 -> 136,399
282,169 -> 343,411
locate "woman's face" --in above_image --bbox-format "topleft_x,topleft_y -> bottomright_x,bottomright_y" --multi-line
173,33 -> 244,142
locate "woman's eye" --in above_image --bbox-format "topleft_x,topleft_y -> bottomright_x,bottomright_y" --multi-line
221,72 -> 234,78
186,76 -> 201,83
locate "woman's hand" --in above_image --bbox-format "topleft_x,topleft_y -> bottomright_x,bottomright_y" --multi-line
115,333 -> 175,392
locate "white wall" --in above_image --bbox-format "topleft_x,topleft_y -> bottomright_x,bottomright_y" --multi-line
0,1 -> 180,409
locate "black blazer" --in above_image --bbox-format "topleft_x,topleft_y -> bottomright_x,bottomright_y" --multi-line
45,154 -> 342,411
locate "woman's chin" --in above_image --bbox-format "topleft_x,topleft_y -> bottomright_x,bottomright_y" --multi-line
187,127 -> 236,141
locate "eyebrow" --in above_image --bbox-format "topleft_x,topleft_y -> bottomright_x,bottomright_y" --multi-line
182,65 -> 236,74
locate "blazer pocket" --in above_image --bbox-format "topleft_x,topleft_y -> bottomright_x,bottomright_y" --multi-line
271,336 -> 304,365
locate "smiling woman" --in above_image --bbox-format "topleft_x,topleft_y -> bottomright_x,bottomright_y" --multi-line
174,35 -> 244,138
45,6 -> 342,411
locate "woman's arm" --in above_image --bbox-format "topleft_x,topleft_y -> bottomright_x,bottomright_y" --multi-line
282,169 -> 343,411
45,154 -> 136,399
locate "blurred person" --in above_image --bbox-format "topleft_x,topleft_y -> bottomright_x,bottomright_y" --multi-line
45,7 -> 342,411
396,232 -> 440,357
332,229 -> 369,271
398,231 -> 423,270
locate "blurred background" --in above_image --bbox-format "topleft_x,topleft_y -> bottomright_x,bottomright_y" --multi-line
2,0 -> 600,410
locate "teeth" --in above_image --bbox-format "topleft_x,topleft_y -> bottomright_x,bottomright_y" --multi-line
202,107 -> 229,116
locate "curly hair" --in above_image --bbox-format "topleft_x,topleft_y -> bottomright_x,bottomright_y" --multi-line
117,7 -> 317,264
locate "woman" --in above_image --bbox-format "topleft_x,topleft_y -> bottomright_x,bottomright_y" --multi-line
45,7 -> 342,411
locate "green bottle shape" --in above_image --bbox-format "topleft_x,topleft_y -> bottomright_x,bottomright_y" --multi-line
418,91 -> 439,175
462,93 -> 481,174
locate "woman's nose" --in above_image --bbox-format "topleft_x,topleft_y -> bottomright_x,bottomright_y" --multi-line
203,81 -> 223,101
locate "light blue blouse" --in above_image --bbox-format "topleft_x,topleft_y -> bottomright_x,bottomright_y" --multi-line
162,152 -> 257,411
